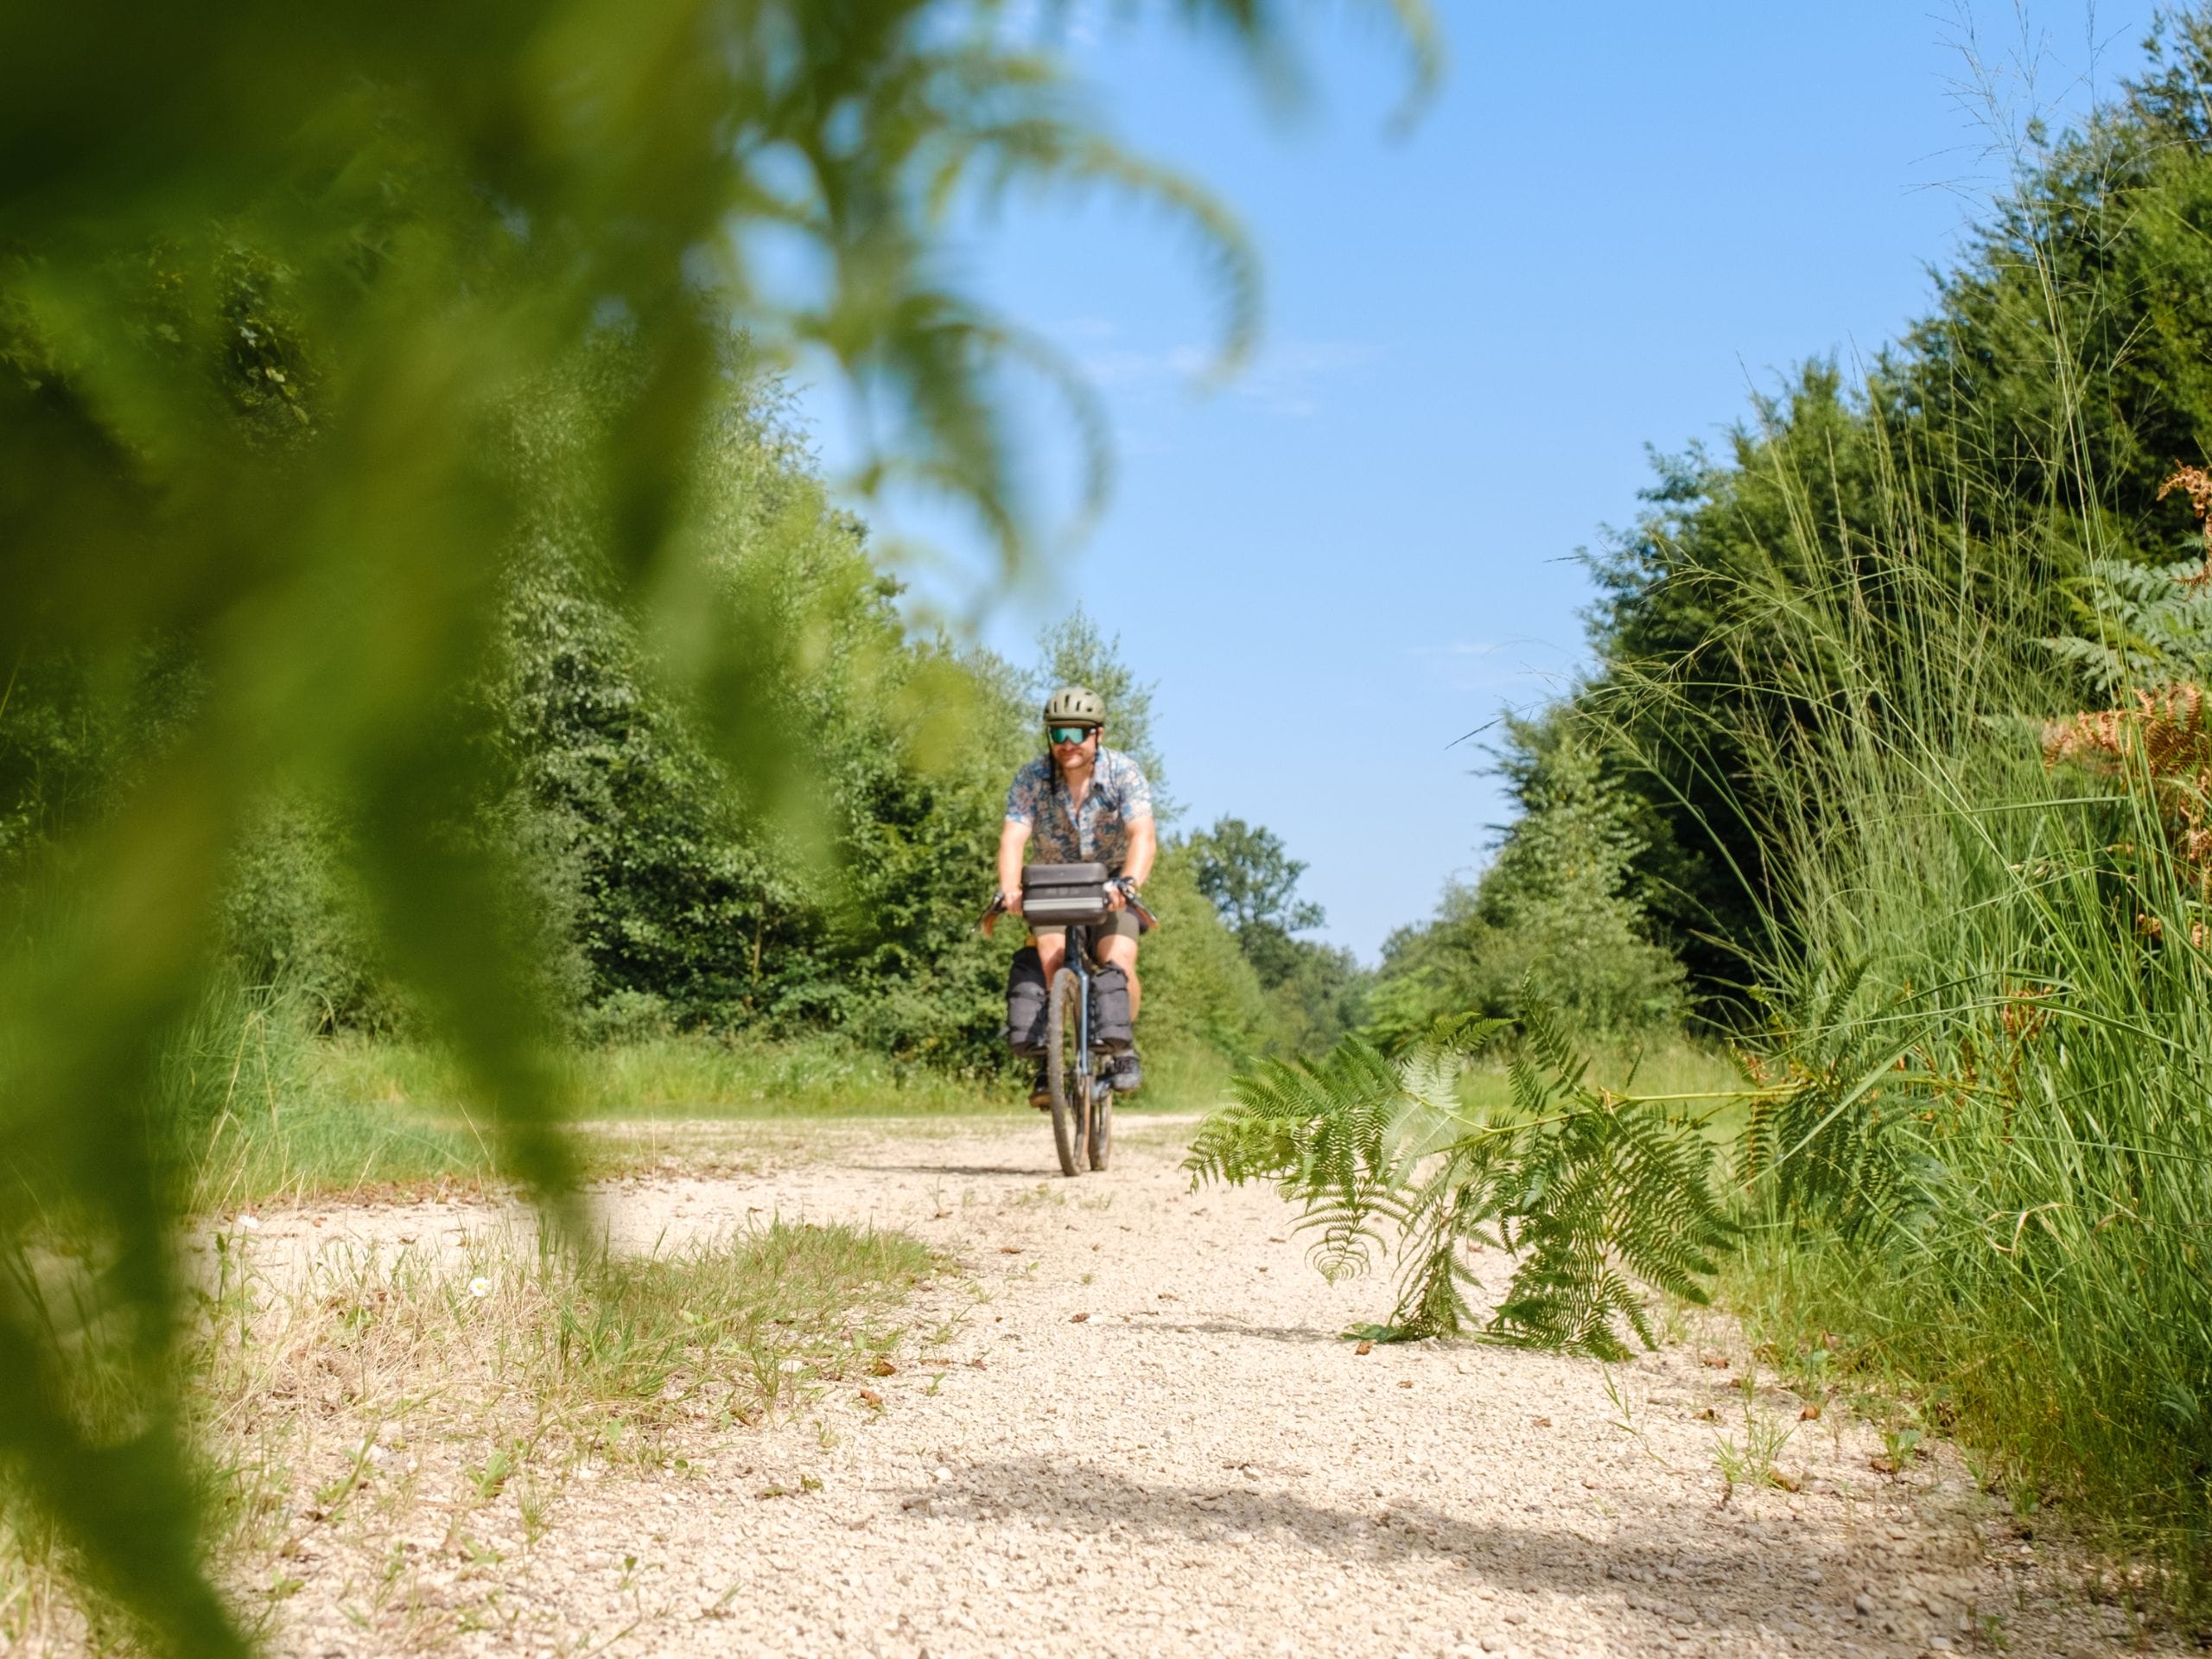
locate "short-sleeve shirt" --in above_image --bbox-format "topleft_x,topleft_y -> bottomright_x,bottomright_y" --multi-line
1004,747 -> 1154,868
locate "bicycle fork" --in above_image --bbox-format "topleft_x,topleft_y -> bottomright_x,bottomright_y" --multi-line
1072,944 -> 1093,1090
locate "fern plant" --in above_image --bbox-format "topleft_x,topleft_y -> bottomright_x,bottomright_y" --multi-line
1736,959 -> 1928,1235
1184,1000 -> 1734,1358
2046,557 -> 2212,696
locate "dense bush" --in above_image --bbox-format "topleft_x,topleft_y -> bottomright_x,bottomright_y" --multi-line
486,352 -> 1036,1065
1576,12 -> 2212,1018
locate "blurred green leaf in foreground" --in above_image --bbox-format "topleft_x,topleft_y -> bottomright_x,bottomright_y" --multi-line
0,1 -> 1435,1649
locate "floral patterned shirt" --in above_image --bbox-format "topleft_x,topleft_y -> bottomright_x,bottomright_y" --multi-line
1004,747 -> 1154,868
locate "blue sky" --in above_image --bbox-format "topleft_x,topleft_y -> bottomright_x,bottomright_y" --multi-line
804,0 -> 2159,959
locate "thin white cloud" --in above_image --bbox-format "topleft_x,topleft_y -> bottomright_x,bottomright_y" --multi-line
1073,336 -> 1376,419
1402,636 -> 1577,699
1406,639 -> 1510,659
1079,343 -> 1211,388
998,0 -> 1104,54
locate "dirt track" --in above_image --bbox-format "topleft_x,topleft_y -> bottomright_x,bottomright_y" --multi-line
243,1112 -> 2171,1659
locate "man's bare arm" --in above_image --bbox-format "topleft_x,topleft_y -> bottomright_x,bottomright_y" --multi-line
1117,813 -> 1158,900
996,819 -> 1032,912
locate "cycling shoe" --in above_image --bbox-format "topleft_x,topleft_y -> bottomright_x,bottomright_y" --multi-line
1107,1052 -> 1143,1094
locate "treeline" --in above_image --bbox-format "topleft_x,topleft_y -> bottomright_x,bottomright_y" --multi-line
1,335 -> 1355,1084
1579,12 -> 2212,1014
1375,10 -> 2212,1036
1370,9 -> 2212,1584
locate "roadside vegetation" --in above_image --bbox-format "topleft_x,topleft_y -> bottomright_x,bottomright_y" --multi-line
1586,15 -> 2212,1591
1198,7 -> 2212,1605
0,0 -> 1447,1646
2,1217 -> 940,1653
33,0 -> 2212,1642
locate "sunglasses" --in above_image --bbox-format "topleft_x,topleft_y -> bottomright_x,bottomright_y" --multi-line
1047,726 -> 1097,746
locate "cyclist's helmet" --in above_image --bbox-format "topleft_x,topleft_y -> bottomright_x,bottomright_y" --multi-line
1042,685 -> 1104,728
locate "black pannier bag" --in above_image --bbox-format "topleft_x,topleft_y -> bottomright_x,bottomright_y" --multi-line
1020,861 -> 1112,927
1004,946 -> 1048,1056
1090,964 -> 1135,1052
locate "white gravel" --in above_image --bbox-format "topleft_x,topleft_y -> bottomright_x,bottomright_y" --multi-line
245,1112 -> 2181,1659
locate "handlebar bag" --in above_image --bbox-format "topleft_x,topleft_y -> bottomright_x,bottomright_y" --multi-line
1020,861 -> 1112,927
1002,945 -> 1048,1057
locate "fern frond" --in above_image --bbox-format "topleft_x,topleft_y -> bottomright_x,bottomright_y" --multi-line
1188,990 -> 1733,1357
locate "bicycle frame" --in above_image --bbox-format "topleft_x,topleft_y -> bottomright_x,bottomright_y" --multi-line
1065,920 -> 1097,1088
978,882 -> 1153,1095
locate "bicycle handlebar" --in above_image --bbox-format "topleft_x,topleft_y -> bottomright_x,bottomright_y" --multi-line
977,888 -> 1159,933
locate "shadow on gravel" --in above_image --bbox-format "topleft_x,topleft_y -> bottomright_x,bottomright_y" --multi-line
925,1456 -> 1873,1644
862,1163 -> 1052,1178
1144,1318 -> 1341,1346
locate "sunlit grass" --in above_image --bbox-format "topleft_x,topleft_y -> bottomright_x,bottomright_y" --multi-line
174,1016 -> 1244,1208
1454,1037 -> 1744,1115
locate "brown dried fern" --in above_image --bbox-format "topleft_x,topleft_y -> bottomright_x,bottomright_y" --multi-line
2158,464 -> 2212,591
2044,470 -> 2212,893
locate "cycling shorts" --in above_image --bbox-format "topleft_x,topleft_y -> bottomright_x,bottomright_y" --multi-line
1028,908 -> 1141,944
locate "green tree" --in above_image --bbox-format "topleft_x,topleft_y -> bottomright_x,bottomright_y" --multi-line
1033,607 -> 1173,816
1185,817 -> 1324,948
1369,716 -> 1683,1045
1184,815 -> 1369,1049
1576,17 -> 2212,1016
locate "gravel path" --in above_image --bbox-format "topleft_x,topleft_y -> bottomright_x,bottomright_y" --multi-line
255,1112 -> 2176,1659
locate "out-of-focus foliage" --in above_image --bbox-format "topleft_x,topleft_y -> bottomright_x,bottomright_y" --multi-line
0,0 -> 1436,1648
1368,715 -> 1683,1046
484,346 -> 1040,1065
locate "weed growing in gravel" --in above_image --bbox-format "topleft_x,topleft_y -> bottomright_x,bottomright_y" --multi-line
1875,1421 -> 1925,1478
0,1219 -> 938,1651
1713,1409 -> 1797,1497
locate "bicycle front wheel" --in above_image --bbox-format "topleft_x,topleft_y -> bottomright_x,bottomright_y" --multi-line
1087,1074 -> 1112,1172
1045,969 -> 1089,1178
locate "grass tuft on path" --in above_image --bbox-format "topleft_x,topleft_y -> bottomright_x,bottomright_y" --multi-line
1,1217 -> 944,1651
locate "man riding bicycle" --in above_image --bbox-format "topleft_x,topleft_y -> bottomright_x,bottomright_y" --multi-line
996,684 -> 1156,1103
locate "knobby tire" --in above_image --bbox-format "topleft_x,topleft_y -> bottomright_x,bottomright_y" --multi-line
1087,1074 -> 1112,1170
1046,968 -> 1088,1179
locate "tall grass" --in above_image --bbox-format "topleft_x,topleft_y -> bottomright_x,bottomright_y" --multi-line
159,980 -> 1233,1209
1603,395 -> 2212,1582
158,981 -> 495,1211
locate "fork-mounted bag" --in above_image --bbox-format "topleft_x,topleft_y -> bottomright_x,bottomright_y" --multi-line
1003,946 -> 1048,1056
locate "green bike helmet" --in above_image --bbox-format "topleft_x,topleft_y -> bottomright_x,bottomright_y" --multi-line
1042,685 -> 1104,728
